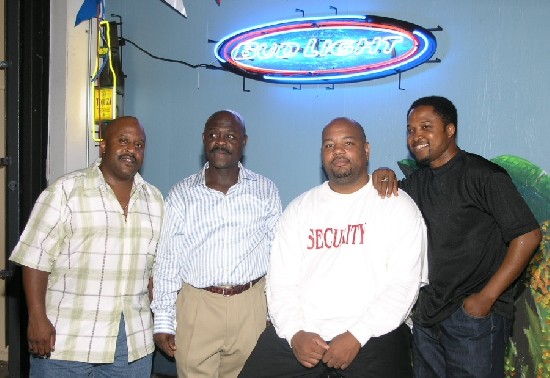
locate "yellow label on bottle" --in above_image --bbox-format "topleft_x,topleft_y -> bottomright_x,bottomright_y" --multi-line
94,88 -> 114,122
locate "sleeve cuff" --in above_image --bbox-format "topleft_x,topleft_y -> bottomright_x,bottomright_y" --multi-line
348,324 -> 372,347
152,313 -> 176,335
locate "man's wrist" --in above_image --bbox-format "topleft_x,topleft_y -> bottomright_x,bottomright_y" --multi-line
152,313 -> 176,335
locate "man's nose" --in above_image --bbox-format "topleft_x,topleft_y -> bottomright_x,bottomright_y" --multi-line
214,135 -> 228,145
408,130 -> 420,141
332,145 -> 345,155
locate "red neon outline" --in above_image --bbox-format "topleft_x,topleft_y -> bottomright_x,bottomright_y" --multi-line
230,37 -> 418,75
219,21 -> 420,77
222,21 -> 415,49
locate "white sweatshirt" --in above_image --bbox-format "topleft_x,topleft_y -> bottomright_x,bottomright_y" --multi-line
267,179 -> 427,346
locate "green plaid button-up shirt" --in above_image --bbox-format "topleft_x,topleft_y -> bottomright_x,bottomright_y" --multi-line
10,159 -> 164,363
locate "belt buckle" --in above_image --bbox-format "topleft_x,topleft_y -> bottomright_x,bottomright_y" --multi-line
222,287 -> 230,297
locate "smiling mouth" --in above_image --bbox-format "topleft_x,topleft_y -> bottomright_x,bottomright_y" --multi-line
413,143 -> 428,151
119,155 -> 136,164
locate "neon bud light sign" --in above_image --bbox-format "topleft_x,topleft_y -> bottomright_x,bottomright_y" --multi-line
215,15 -> 437,84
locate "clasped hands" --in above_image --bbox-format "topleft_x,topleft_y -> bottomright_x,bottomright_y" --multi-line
290,330 -> 360,371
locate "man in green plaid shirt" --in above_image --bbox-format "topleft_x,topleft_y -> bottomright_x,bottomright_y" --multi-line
10,116 -> 164,377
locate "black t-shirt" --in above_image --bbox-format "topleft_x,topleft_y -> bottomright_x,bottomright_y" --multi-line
400,150 -> 539,326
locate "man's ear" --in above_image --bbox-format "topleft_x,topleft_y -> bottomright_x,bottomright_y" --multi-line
364,142 -> 370,158
446,123 -> 456,139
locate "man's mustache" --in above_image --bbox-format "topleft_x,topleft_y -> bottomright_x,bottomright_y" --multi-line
119,154 -> 136,162
210,146 -> 231,154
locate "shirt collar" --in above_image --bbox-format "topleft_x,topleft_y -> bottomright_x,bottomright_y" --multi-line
191,161 -> 256,187
90,158 -> 147,194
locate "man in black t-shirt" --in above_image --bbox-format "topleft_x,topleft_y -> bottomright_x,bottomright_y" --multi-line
373,96 -> 541,377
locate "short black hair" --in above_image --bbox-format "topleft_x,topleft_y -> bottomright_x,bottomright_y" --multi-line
408,96 -> 457,129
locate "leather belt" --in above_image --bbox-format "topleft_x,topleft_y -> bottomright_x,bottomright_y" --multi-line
202,277 -> 262,297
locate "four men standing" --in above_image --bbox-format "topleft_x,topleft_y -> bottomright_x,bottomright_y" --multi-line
9,101 -> 542,377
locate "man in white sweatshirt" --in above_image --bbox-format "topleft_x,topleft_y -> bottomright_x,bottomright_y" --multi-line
239,117 -> 427,378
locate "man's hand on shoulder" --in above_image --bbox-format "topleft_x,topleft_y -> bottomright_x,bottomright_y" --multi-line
291,330 -> 329,368
372,168 -> 398,198
154,332 -> 177,358
322,331 -> 360,370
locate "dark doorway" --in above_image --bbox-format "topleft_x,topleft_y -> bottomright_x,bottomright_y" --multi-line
5,0 -> 50,376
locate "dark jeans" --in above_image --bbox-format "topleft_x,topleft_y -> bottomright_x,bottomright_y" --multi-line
239,323 -> 412,378
30,315 -> 152,378
412,305 -> 507,378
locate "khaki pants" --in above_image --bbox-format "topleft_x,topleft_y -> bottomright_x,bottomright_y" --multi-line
174,278 -> 267,378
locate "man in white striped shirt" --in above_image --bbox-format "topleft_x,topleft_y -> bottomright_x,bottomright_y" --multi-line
151,110 -> 282,378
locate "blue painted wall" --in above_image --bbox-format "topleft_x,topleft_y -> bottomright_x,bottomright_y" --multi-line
109,0 -> 549,206
104,1 -> 550,374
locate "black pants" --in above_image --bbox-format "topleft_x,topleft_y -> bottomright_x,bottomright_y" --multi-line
239,323 -> 412,378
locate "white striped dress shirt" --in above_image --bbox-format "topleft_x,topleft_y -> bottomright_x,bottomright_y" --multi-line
151,162 -> 282,334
